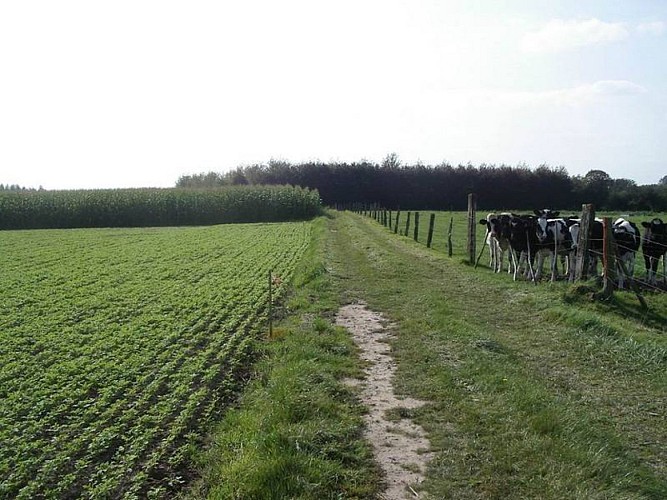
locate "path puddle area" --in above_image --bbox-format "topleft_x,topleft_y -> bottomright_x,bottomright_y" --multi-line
335,303 -> 433,499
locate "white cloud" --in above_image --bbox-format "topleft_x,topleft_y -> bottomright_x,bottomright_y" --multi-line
637,21 -> 666,36
584,80 -> 647,96
522,18 -> 629,53
447,80 -> 646,108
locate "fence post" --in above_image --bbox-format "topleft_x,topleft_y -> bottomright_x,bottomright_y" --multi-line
268,269 -> 273,337
405,211 -> 411,237
413,212 -> 420,241
427,213 -> 436,248
575,204 -> 595,281
601,217 -> 616,298
467,194 -> 477,265
394,211 -> 400,234
447,216 -> 454,257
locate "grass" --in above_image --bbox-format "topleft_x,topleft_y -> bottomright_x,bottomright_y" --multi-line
188,210 -> 666,499
327,211 -> 666,499
184,217 -> 382,499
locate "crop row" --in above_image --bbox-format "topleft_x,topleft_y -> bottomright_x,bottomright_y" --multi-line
0,222 -> 311,498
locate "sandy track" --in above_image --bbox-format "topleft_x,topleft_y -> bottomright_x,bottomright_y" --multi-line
336,303 -> 433,499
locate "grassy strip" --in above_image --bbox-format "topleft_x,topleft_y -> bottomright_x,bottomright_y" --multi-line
184,217 -> 382,499
329,212 -> 666,499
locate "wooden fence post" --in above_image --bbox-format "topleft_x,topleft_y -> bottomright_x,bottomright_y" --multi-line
467,194 -> 477,265
405,211 -> 411,237
447,216 -> 454,257
389,210 -> 392,228
575,204 -> 595,281
268,269 -> 273,337
394,211 -> 400,234
413,212 -> 420,241
427,213 -> 436,248
601,217 -> 616,298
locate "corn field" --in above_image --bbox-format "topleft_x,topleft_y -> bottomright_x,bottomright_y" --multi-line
0,185 -> 321,229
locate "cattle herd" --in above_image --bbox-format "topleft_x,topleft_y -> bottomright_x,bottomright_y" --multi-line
479,210 -> 667,289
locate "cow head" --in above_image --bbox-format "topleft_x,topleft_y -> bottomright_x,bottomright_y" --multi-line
533,209 -> 560,218
479,213 -> 501,237
641,218 -> 667,242
613,218 -> 640,252
641,218 -> 666,230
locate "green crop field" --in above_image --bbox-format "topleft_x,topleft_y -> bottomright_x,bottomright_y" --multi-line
0,222 -> 311,498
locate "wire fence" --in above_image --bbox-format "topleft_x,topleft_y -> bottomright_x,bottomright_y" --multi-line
344,205 -> 667,296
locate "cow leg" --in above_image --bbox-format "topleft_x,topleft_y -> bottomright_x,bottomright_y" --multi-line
535,250 -> 548,281
626,253 -> 635,288
647,256 -> 657,285
568,250 -> 576,282
508,248 -> 517,277
490,238 -> 498,271
617,261 -> 625,290
513,251 -> 523,281
588,253 -> 599,277
551,252 -> 558,282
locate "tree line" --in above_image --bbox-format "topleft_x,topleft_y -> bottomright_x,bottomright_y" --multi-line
176,158 -> 667,211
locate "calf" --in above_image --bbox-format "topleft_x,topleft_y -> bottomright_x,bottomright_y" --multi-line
479,213 -> 515,273
508,214 -> 539,281
533,210 -> 575,281
565,217 -> 604,278
612,218 -> 640,289
641,218 -> 667,285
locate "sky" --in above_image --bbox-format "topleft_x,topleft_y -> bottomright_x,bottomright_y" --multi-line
1,0 -> 666,190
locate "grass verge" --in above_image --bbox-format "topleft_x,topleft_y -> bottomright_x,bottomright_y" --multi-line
183,217 -> 381,499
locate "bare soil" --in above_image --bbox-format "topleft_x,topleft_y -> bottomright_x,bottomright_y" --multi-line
336,303 -> 433,499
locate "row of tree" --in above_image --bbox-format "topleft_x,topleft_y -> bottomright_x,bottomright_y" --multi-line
177,158 -> 667,211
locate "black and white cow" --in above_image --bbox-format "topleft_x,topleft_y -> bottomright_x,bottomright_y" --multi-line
479,213 -> 515,273
641,218 -> 667,285
612,218 -> 641,289
565,217 -> 604,278
533,209 -> 575,281
507,214 -> 539,281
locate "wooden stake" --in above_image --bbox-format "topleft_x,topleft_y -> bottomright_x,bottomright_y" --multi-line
447,216 -> 453,257
575,204 -> 595,281
413,212 -> 420,241
268,269 -> 273,337
600,217 -> 616,299
427,213 -> 436,248
467,194 -> 477,265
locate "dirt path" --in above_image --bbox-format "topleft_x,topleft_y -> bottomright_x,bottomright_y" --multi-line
336,303 -> 433,499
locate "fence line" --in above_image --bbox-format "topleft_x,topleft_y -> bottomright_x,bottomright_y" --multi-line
346,204 -> 666,297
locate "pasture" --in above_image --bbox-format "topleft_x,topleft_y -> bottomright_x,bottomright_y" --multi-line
0,222 -> 311,498
386,209 -> 667,286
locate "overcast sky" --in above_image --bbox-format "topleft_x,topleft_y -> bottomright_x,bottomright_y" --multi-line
1,0 -> 666,189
